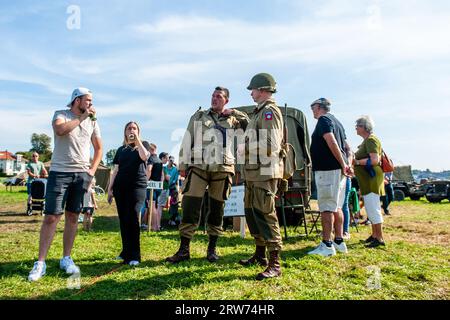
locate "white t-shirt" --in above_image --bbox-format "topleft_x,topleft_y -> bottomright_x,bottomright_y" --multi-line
50,109 -> 101,172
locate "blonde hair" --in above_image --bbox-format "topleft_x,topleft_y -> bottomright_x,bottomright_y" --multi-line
122,121 -> 141,148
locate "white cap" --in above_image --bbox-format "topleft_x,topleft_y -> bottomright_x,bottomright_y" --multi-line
67,87 -> 92,107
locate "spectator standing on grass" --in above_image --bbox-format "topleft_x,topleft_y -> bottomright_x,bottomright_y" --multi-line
142,143 -> 163,231
167,156 -> 180,226
81,176 -> 97,231
307,98 -> 352,257
342,175 -> 353,239
353,115 -> 386,248
153,152 -> 170,231
107,121 -> 149,266
28,87 -> 102,282
381,171 -> 394,215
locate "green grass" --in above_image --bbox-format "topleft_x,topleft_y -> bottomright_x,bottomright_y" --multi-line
0,188 -> 448,300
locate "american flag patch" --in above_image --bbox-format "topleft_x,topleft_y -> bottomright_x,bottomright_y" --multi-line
264,111 -> 273,121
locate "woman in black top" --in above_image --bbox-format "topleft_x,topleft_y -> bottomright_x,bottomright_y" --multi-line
107,121 -> 149,266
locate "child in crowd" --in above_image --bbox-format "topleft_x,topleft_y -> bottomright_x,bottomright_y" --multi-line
82,177 -> 98,231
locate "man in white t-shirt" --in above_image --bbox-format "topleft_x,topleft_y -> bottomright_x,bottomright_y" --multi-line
28,87 -> 103,282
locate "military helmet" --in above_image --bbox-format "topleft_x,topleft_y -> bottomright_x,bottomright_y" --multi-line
247,73 -> 277,93
310,98 -> 331,107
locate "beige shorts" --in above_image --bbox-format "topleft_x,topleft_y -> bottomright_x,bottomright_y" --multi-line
315,169 -> 346,213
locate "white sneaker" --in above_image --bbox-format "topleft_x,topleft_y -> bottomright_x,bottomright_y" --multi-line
343,232 -> 351,240
28,261 -> 46,282
60,256 -> 80,274
129,260 -> 139,266
308,242 -> 336,257
333,241 -> 348,254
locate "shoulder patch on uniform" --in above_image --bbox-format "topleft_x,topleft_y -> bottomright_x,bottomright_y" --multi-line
264,111 -> 273,121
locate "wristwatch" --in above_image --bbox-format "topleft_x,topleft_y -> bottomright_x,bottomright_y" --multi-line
356,159 -> 360,166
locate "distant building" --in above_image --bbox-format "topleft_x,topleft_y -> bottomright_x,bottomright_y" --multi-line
0,151 -> 28,176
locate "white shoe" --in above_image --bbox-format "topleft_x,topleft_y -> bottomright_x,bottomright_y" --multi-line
129,260 -> 139,266
308,242 -> 336,257
343,232 -> 351,240
60,256 -> 80,274
333,241 -> 348,254
28,261 -> 46,282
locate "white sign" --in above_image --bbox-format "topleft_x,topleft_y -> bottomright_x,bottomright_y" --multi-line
224,185 -> 245,217
147,180 -> 163,190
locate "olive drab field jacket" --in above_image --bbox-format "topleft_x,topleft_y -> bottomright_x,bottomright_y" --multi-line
179,107 -> 249,174
243,99 -> 284,181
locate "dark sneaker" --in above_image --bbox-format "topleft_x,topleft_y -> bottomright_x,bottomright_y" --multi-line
364,236 -> 375,243
366,239 -> 386,248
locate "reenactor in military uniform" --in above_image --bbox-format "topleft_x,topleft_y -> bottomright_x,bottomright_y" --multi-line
238,73 -> 284,280
166,86 -> 249,263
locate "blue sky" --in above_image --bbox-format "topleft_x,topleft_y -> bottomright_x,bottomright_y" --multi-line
1,0 -> 449,171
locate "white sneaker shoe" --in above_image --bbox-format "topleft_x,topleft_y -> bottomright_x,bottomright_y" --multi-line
60,256 -> 80,274
28,261 -> 46,282
129,260 -> 139,266
343,232 -> 351,240
308,242 -> 336,257
333,241 -> 348,254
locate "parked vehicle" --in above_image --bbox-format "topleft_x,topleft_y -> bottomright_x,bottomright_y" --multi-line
391,165 -> 432,201
425,180 -> 450,203
408,182 -> 431,200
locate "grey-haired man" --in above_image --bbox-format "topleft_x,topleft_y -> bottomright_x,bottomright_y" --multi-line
308,98 -> 352,257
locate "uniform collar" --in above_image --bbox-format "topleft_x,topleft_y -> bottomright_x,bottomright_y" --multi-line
254,98 -> 276,113
208,108 -> 227,119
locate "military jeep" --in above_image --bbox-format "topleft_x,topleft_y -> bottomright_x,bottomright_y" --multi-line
425,180 -> 450,203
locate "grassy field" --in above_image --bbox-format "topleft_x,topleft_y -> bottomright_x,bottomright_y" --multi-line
0,186 -> 448,300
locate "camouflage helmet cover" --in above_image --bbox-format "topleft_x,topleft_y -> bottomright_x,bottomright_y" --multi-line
247,73 -> 277,93
310,97 -> 331,107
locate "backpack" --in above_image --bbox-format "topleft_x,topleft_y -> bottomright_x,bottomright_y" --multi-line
280,142 -> 296,180
381,149 -> 394,173
280,104 -> 297,180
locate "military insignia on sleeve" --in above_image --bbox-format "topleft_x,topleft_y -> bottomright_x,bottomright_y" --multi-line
264,111 -> 273,121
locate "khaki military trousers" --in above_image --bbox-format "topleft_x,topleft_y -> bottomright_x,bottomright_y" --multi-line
179,168 -> 232,239
244,179 -> 282,252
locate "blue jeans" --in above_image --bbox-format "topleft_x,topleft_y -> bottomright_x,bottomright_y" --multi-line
381,183 -> 394,212
342,177 -> 351,234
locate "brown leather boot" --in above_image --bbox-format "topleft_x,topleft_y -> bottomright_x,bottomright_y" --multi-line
206,235 -> 219,263
238,246 -> 268,267
165,236 -> 191,263
255,250 -> 282,280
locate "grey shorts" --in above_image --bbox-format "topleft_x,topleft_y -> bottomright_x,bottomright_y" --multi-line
44,171 -> 93,215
